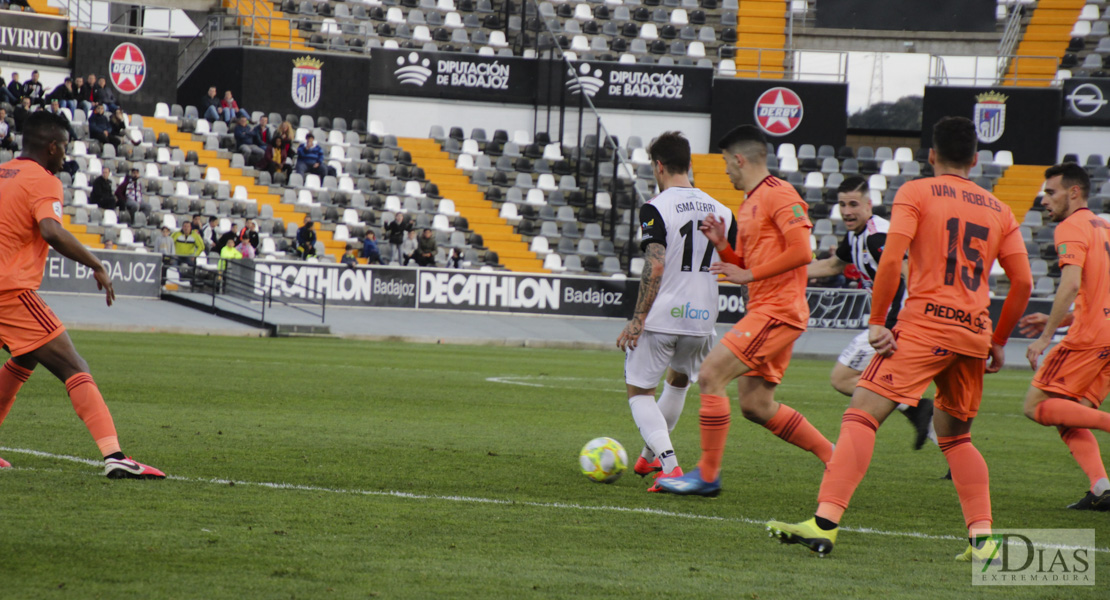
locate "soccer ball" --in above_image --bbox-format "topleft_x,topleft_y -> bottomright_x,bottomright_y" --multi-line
578,437 -> 628,483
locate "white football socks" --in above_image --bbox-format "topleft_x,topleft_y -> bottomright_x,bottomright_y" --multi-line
658,381 -> 689,432
630,394 -> 675,471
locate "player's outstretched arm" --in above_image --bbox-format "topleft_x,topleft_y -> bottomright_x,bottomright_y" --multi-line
1018,311 -> 1074,338
1025,264 -> 1078,370
39,218 -> 115,306
807,256 -> 847,280
617,243 -> 665,351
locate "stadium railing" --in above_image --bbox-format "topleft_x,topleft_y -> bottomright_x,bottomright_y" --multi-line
219,258 -> 328,327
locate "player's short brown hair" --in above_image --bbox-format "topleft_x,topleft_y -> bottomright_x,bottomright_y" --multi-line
716,125 -> 768,163
931,116 -> 977,168
837,175 -> 869,195
647,131 -> 691,176
1045,162 -> 1090,199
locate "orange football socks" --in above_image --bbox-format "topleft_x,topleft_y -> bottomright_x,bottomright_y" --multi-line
765,404 -> 834,464
0,360 -> 33,426
1035,398 -> 1110,433
696,394 -> 730,482
65,373 -> 121,457
939,433 -> 992,534
1058,426 -> 1110,493
816,408 -> 879,523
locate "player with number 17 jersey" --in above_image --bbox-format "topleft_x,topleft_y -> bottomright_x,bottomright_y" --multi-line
639,188 -> 736,336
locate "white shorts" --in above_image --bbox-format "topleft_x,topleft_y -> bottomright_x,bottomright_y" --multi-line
624,330 -> 714,389
837,330 -> 876,372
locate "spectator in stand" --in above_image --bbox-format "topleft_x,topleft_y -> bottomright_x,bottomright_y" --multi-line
296,218 -> 317,259
233,116 -> 264,166
154,225 -> 174,257
237,218 -> 260,252
171,220 -> 205,266
341,246 -> 359,267
447,247 -> 464,269
110,108 -> 127,140
7,72 -> 23,103
94,78 -> 119,113
0,74 -> 16,105
385,212 -> 410,263
88,103 -> 113,146
91,167 -> 115,210
0,107 -> 16,151
236,232 -> 256,259
201,86 -> 221,122
219,90 -> 248,124
24,70 -> 44,107
218,237 -> 242,271
12,96 -> 33,132
201,216 -> 218,250
265,120 -> 294,175
400,229 -> 418,266
77,75 -> 97,114
361,231 -> 382,264
295,133 -> 326,178
48,77 -> 77,113
114,167 -> 143,220
214,224 -> 239,258
414,228 -> 438,267
43,99 -> 77,140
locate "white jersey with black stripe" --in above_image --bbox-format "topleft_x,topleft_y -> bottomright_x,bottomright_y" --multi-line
638,186 -> 735,336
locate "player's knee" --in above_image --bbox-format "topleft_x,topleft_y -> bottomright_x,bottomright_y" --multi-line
830,375 -> 855,397
1023,400 -> 1042,422
697,364 -> 722,393
737,397 -> 773,424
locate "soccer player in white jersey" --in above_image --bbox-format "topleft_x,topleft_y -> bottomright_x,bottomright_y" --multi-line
616,131 -> 736,492
806,176 -> 935,449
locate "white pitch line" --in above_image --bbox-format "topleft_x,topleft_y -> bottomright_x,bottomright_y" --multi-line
3,446 -> 1108,554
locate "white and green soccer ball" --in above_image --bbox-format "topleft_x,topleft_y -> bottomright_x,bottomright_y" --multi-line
578,437 -> 628,483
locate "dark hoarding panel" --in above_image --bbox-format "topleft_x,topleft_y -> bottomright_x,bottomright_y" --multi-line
178,48 -> 372,123
40,249 -> 162,298
711,78 -> 849,150
73,31 -> 178,117
246,261 -> 418,308
546,59 -> 713,113
416,269 -> 632,317
1061,79 -> 1110,126
816,0 -> 996,33
921,86 -> 1061,165
368,48 -> 536,105
0,12 -> 69,67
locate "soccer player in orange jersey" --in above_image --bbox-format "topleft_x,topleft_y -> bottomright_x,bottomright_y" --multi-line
0,111 -> 164,479
655,125 -> 833,496
766,117 -> 1032,559
1022,163 -> 1110,511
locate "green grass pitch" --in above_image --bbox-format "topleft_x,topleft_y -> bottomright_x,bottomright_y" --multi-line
0,331 -> 1106,599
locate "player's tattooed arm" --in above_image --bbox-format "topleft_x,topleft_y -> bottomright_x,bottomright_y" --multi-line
617,243 -> 665,350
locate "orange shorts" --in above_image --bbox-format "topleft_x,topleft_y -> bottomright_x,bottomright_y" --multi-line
857,329 -> 985,421
721,311 -> 803,384
1032,343 -> 1110,408
0,290 -> 66,357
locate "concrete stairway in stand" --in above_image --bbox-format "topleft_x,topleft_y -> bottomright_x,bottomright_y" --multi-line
691,154 -> 745,213
398,137 -> 545,272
